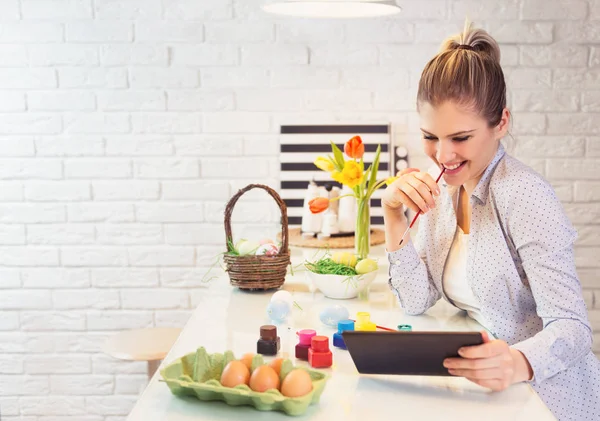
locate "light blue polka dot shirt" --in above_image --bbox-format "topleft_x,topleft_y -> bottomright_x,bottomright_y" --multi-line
387,144 -> 600,420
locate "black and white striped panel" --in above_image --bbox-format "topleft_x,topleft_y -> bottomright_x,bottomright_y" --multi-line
279,124 -> 402,227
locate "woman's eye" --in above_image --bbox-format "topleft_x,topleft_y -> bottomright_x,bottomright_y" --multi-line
423,135 -> 438,141
453,136 -> 470,142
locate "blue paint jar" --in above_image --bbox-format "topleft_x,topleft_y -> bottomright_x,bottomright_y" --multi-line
333,319 -> 355,350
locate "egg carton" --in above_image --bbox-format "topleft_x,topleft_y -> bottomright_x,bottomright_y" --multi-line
160,346 -> 329,416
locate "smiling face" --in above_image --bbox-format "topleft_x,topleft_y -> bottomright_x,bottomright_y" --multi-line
419,101 -> 510,192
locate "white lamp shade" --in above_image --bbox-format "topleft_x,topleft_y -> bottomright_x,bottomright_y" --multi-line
262,0 -> 401,18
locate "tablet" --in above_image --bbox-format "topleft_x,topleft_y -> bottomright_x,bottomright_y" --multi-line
342,331 -> 484,376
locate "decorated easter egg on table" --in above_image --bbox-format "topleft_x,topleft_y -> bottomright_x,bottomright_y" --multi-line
270,290 -> 293,310
319,305 -> 350,327
255,243 -> 279,256
267,299 -> 290,323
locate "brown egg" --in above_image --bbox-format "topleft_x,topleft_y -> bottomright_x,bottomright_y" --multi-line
249,365 -> 280,393
240,353 -> 254,370
220,360 -> 250,388
281,369 -> 313,398
268,358 -> 283,375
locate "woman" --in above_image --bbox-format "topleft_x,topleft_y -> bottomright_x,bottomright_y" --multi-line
383,22 -> 600,420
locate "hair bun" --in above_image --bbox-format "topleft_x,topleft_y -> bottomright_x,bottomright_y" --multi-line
441,20 -> 501,64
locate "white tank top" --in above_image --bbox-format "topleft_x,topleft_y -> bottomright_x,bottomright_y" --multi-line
442,225 -> 490,330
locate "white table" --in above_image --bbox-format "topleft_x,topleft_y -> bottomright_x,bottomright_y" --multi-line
128,248 -> 555,421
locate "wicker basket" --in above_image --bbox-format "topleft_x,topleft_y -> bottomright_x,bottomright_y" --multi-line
223,184 -> 290,291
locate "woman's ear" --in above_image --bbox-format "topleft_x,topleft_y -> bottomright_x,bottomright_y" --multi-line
495,108 -> 510,140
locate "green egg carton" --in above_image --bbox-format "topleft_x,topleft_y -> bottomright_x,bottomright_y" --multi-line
160,346 -> 329,416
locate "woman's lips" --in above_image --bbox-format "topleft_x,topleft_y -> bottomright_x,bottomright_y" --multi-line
442,161 -> 466,175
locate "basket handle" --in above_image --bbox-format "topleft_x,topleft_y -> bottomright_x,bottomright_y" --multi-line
224,184 -> 289,255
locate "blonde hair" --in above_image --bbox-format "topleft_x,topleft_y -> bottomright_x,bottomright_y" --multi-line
417,20 -> 506,128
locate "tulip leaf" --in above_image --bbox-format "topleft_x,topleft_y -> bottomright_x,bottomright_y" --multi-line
367,145 -> 381,197
359,156 -> 367,194
330,141 -> 345,171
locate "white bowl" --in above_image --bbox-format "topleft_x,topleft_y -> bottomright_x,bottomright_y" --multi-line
307,270 -> 378,300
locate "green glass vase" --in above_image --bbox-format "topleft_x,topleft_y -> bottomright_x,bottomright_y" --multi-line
355,197 -> 370,260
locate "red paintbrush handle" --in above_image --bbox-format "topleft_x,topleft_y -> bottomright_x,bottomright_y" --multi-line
349,319 -> 395,332
408,210 -> 420,229
398,168 -> 446,246
407,168 -> 446,228
374,325 -> 396,332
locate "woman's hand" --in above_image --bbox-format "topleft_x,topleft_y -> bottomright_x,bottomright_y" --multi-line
443,331 -> 533,391
382,168 -> 440,214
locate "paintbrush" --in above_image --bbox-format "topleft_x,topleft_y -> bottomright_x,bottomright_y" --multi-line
398,168 -> 446,246
349,319 -> 396,332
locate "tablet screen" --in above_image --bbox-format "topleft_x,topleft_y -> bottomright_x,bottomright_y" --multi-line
342,331 -> 484,376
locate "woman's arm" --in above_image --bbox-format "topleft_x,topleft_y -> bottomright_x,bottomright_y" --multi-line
507,176 -> 592,385
510,245 -> 591,384
385,206 -> 441,315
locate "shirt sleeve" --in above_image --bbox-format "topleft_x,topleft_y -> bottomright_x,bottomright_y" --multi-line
387,217 -> 442,315
507,176 -> 592,385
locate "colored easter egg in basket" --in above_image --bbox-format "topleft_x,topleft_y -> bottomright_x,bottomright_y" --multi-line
267,299 -> 290,323
236,239 -> 260,256
255,243 -> 279,256
259,238 -> 275,245
319,305 -> 350,327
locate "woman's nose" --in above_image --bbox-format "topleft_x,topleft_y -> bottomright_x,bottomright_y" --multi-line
436,142 -> 455,164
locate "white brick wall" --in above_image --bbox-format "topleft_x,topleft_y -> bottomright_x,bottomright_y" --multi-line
0,0 -> 598,419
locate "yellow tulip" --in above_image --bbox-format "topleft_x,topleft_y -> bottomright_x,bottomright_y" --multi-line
385,176 -> 398,186
332,160 -> 363,188
314,156 -> 335,172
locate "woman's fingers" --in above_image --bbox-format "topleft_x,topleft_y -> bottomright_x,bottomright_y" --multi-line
383,169 -> 443,213
398,181 -> 429,213
382,182 -> 404,210
447,367 -> 505,380
382,182 -> 420,213
405,176 -> 436,209
413,171 -> 441,196
394,187 -> 420,214
458,340 -> 507,359
381,187 -> 403,209
444,355 -> 503,370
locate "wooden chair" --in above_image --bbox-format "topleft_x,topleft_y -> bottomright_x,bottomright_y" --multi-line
103,327 -> 182,380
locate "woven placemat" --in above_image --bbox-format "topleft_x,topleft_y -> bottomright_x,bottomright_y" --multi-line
280,227 -> 386,249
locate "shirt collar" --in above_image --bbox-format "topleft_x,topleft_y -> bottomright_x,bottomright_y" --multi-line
440,143 -> 506,205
